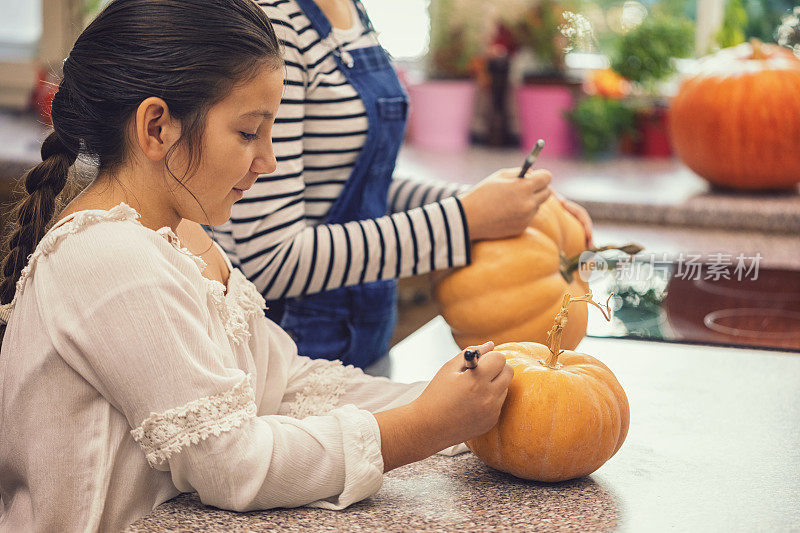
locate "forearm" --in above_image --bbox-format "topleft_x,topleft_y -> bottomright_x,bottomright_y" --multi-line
374,403 -> 452,472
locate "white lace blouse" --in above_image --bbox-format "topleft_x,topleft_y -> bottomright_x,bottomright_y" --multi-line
0,204 -> 437,532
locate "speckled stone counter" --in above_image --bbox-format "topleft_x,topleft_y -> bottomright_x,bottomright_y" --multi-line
592,222 -> 800,270
562,180 -> 800,234
126,456 -> 619,532
127,326 -> 800,532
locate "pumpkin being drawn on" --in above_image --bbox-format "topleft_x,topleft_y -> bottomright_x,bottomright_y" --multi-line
434,195 -> 641,350
467,292 -> 630,482
669,39 -> 800,190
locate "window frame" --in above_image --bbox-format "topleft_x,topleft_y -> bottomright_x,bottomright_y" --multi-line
0,0 -> 83,109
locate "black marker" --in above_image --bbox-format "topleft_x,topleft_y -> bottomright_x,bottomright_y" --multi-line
518,139 -> 545,178
463,349 -> 480,370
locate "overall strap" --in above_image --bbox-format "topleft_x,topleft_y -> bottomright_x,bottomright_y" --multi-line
293,0 -> 332,38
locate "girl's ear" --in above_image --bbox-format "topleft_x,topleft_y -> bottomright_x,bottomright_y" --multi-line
134,97 -> 181,162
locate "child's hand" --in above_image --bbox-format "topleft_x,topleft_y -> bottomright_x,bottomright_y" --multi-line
555,193 -> 594,248
411,341 -> 514,446
459,169 -> 552,241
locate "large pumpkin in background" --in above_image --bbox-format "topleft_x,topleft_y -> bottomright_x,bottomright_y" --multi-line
669,39 -> 800,190
467,294 -> 630,482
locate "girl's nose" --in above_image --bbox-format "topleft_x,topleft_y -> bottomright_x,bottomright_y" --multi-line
252,141 -> 277,175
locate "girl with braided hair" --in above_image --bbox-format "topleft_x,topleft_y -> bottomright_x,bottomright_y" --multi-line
0,1 -> 512,531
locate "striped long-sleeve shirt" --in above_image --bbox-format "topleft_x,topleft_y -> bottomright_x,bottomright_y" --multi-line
211,0 -> 471,301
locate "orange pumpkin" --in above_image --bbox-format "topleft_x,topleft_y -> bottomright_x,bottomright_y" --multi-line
434,195 -> 639,350
467,293 -> 630,482
669,39 -> 800,190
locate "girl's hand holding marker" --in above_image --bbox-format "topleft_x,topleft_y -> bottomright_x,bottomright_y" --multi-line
463,138 -> 591,247
407,341 -> 513,452
459,140 -> 552,243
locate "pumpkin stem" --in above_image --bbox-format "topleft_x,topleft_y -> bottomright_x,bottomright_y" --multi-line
561,243 -> 644,282
750,38 -> 767,60
543,290 -> 614,368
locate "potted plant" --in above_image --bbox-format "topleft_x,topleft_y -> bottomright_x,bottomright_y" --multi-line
608,10 -> 694,157
505,0 -> 583,156
566,94 -> 636,159
407,0 -> 491,151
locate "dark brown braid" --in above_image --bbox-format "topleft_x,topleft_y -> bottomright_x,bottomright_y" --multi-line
0,130 -> 77,305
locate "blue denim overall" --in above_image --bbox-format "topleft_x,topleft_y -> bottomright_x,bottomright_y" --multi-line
269,0 -> 407,369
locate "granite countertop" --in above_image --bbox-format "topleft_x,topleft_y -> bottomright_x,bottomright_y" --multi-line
127,457 -> 619,532
127,319 -> 800,532
591,222 -> 800,270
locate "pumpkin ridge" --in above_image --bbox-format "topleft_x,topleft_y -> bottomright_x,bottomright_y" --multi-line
790,75 -> 800,170
584,378 -> 617,475
599,381 -> 624,460
539,372 -> 562,478
447,275 -> 570,338
770,71 -> 799,181
560,372 -> 604,479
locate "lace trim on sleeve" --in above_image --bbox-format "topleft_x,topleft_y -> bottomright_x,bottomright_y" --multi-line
130,374 -> 257,467
286,361 -> 374,419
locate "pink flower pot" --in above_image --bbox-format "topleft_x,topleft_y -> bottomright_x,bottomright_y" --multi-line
407,80 -> 477,151
516,84 -> 577,156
